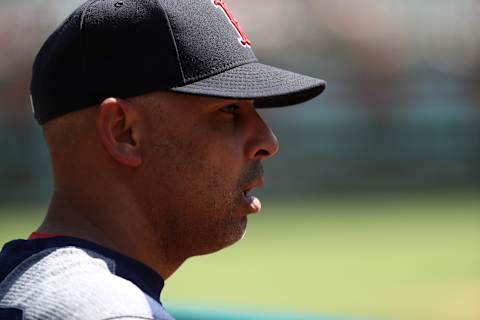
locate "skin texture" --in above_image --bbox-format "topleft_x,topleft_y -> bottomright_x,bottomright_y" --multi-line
37,91 -> 279,279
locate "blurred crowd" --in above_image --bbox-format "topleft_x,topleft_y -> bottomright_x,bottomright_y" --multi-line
0,0 -> 479,202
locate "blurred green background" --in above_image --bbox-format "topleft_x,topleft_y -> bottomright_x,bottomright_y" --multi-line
1,0 -> 479,319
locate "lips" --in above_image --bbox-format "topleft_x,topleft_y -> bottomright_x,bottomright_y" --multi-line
241,177 -> 264,214
243,192 -> 262,213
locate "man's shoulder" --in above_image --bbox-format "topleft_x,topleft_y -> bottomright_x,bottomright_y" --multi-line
0,245 -> 173,320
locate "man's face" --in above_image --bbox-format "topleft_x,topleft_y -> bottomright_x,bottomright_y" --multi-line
132,92 -> 278,259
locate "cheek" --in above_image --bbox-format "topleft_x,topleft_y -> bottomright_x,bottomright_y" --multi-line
145,129 -> 243,208
142,128 -> 248,255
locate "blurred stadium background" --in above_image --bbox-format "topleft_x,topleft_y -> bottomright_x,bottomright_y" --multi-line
0,1 -> 479,320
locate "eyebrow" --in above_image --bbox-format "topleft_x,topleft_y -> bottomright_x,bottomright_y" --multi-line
204,99 -> 240,110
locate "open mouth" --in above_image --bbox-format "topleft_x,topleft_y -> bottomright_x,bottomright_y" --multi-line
242,188 -> 262,214
240,176 -> 264,214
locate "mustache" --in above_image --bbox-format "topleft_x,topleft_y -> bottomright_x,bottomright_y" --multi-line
239,161 -> 264,187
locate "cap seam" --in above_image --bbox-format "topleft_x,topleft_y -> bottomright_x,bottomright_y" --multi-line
158,1 -> 186,83
182,57 -> 257,84
79,0 -> 98,31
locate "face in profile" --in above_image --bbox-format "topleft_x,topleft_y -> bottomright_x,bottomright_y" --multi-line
132,91 -> 279,260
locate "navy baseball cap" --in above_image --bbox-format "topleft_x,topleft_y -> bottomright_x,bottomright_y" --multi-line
30,0 -> 326,125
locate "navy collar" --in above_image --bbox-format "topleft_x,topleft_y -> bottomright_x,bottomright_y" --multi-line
0,236 -> 165,302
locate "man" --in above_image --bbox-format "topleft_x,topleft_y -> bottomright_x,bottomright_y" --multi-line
0,0 -> 325,319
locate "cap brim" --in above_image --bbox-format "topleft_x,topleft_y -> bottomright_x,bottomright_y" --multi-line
169,62 -> 326,108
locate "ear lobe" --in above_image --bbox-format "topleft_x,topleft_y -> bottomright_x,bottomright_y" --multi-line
97,97 -> 142,167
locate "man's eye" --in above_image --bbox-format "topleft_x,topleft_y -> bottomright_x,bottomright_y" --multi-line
221,104 -> 240,114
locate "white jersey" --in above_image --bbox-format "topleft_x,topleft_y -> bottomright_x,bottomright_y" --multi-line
0,236 -> 175,320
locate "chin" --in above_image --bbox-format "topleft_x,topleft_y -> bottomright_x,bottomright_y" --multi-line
224,217 -> 248,246
194,216 -> 248,257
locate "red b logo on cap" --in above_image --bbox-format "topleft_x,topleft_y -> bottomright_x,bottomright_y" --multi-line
213,0 -> 252,47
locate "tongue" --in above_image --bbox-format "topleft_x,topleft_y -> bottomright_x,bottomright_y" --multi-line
246,195 -> 262,213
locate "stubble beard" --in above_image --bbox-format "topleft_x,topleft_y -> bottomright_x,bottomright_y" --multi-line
153,160 -> 263,259
215,161 -> 263,248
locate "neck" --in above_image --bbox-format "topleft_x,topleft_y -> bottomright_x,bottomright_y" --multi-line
37,188 -> 184,279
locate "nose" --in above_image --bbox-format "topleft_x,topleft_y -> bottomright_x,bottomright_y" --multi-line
245,112 -> 279,161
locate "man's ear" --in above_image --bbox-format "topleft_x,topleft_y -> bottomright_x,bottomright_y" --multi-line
96,97 -> 142,167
